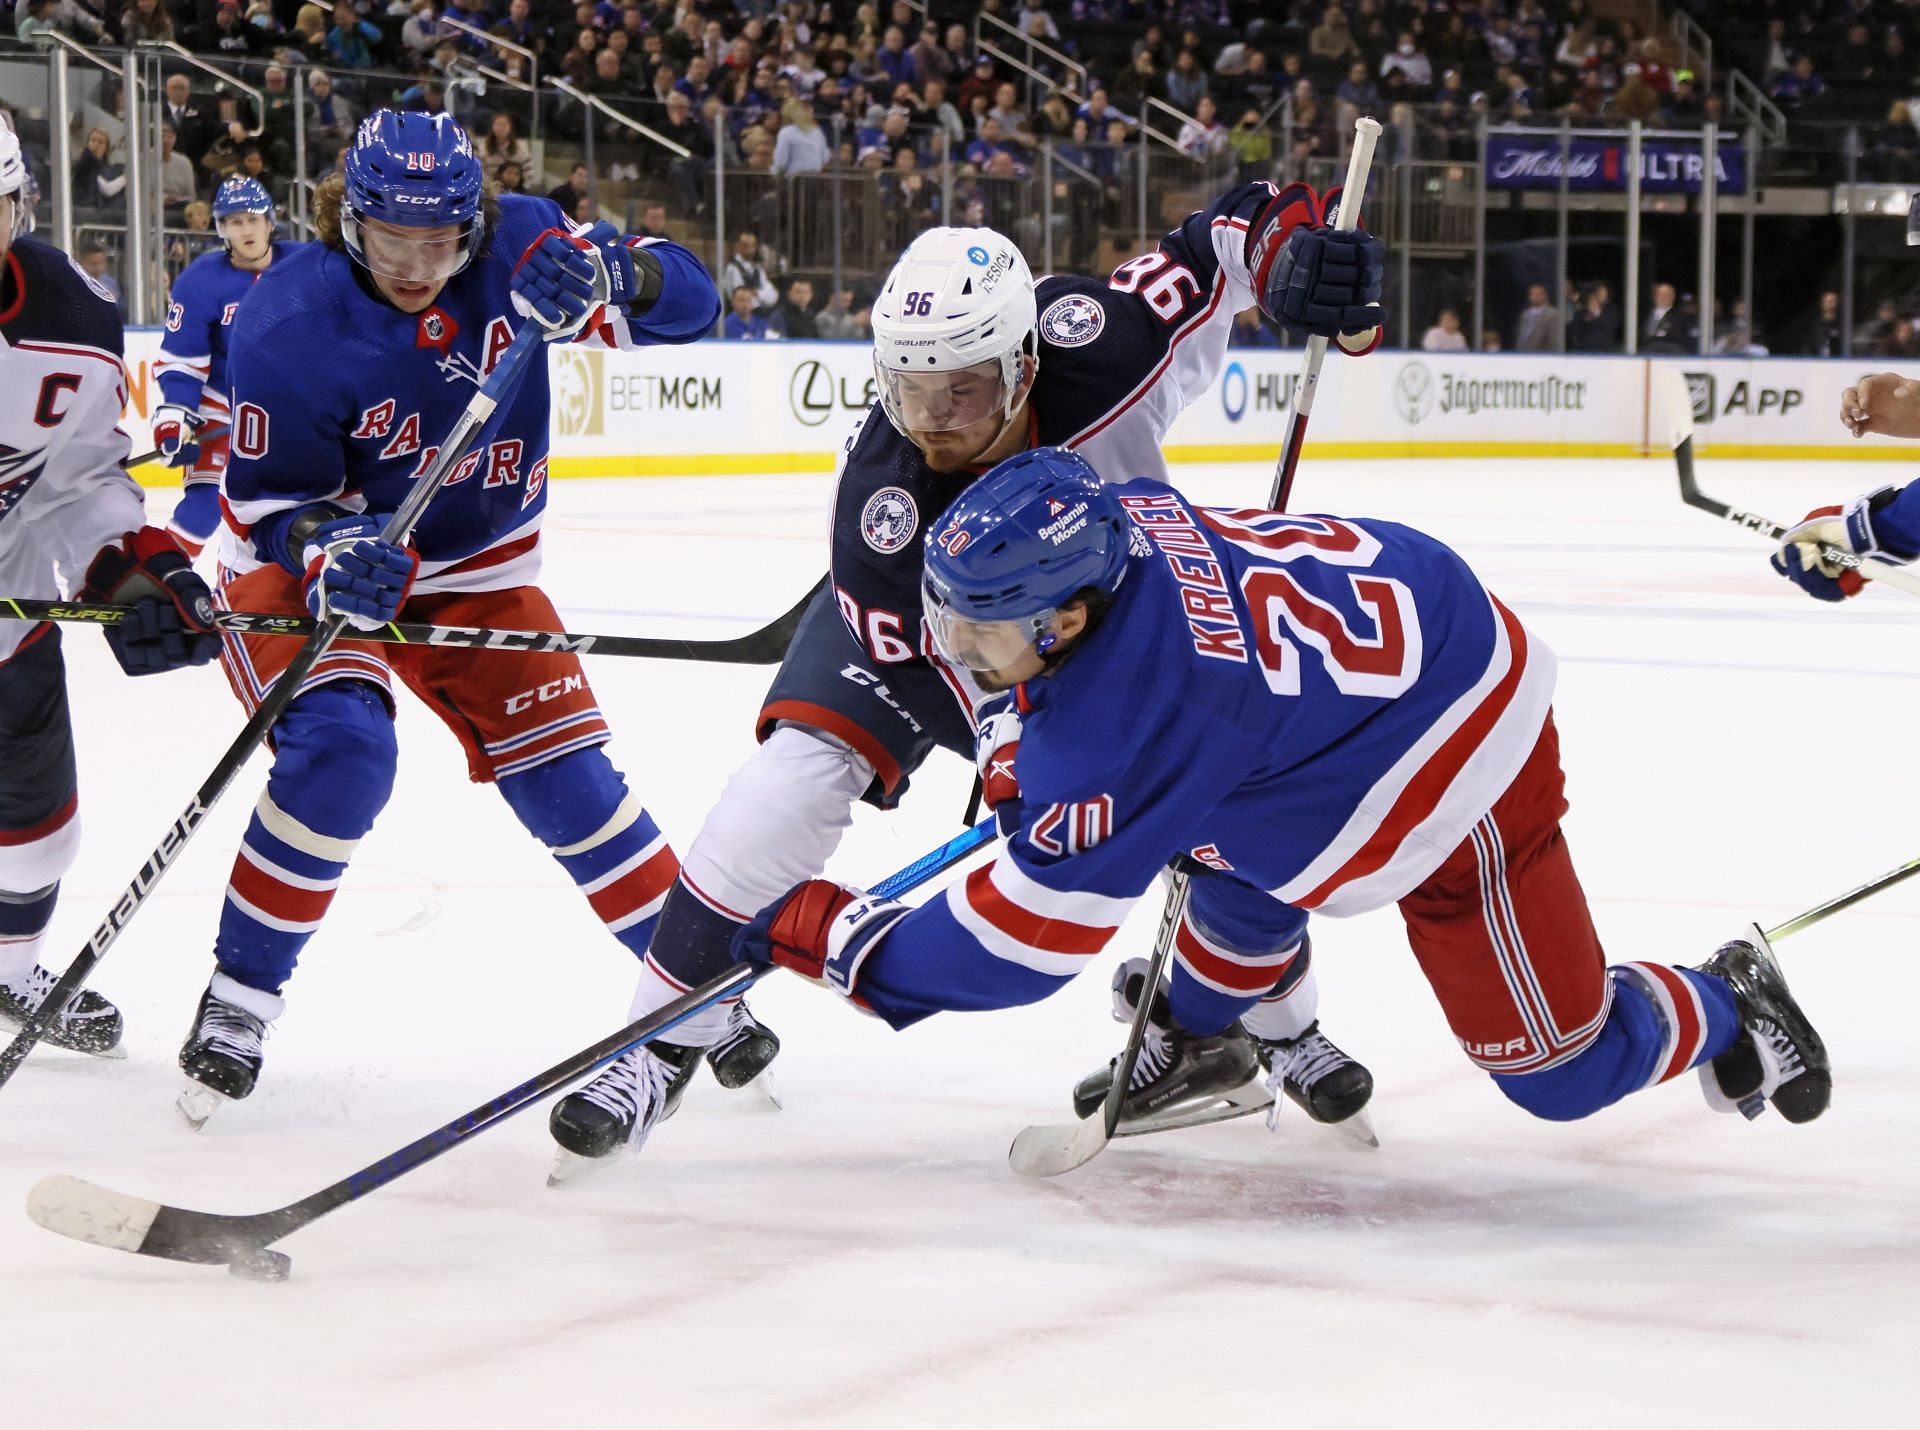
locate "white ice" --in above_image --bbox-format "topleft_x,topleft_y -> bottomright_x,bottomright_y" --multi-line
3,458 -> 1918,1429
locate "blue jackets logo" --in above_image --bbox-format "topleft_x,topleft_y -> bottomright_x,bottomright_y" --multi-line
1039,295 -> 1105,348
861,486 -> 919,553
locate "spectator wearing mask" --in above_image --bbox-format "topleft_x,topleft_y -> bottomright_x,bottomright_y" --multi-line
1380,33 -> 1433,94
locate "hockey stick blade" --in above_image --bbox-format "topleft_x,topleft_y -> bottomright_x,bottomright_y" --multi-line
25,820 -> 997,1273
0,576 -> 819,667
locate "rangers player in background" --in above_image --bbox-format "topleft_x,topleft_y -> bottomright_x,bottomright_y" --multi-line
740,449 -> 1833,1133
170,110 -> 754,1127
0,122 -> 221,1051
549,181 -> 1389,1174
1773,371 -> 1920,599
152,176 -> 300,556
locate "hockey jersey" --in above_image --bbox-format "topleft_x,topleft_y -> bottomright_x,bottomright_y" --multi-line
837,480 -> 1558,1027
829,182 -> 1292,700
0,234 -> 144,665
155,241 -> 302,433
215,195 -> 718,589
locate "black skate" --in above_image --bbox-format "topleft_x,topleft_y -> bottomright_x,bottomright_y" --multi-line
0,964 -> 124,1058
705,1000 -> 782,1107
1071,959 -> 1261,1134
1257,1022 -> 1379,1147
1698,925 -> 1831,1124
547,1040 -> 701,1184
178,985 -> 270,1130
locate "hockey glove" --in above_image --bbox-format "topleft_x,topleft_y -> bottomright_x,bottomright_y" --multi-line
511,223 -> 658,342
974,705 -> 1024,824
1250,182 -> 1385,353
732,879 -> 910,998
1772,487 -> 1920,602
151,404 -> 204,467
301,515 -> 418,631
79,527 -> 220,676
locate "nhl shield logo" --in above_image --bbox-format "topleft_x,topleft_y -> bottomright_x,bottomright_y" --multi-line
1040,295 -> 1105,348
1684,371 -> 1716,424
861,486 -> 919,554
423,312 -> 445,343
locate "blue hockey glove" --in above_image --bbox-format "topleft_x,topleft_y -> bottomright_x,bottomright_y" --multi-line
1250,183 -> 1385,350
167,482 -> 222,558
79,527 -> 220,676
732,879 -> 908,998
511,224 -> 631,341
152,404 -> 204,467
1773,487 -> 1920,602
301,515 -> 417,630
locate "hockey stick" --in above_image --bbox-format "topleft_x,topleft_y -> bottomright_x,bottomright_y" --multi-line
1009,120 -> 1386,1179
1273,117 -> 1383,511
0,577 -> 820,667
1659,366 -> 1920,598
0,325 -> 547,1093
25,817 -> 998,1279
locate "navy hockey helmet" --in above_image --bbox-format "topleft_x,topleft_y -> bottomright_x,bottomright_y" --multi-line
212,176 -> 273,222
922,446 -> 1131,672
341,110 -> 485,282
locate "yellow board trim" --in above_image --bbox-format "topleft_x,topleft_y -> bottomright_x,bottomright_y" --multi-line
128,440 -> 1906,490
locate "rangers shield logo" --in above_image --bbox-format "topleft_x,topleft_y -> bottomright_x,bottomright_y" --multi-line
860,486 -> 919,554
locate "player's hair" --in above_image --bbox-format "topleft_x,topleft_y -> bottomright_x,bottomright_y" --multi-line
311,172 -> 502,252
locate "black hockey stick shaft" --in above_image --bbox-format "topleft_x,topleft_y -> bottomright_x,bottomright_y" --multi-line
0,577 -> 821,667
29,819 -> 998,1266
124,420 -> 230,472
0,326 -> 545,1092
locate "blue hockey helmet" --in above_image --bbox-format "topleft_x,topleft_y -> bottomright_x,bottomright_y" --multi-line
212,176 -> 273,222
341,110 -> 485,282
922,446 -> 1132,673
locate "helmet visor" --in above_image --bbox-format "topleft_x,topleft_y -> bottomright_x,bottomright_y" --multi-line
347,210 -> 476,283
923,580 -> 1052,672
878,356 -> 1009,434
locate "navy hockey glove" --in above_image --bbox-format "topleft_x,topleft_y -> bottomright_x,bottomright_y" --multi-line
151,404 -> 204,467
301,515 -> 418,630
1772,487 -> 1920,602
511,223 -> 658,341
733,880 -> 909,997
79,527 -> 220,676
1250,183 -> 1385,352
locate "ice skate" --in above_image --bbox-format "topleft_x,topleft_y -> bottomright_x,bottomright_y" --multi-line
177,983 -> 270,1130
0,964 -> 124,1058
705,999 -> 782,1109
1257,1022 -> 1379,1148
1698,925 -> 1831,1124
1070,958 -> 1260,1133
547,1040 -> 700,1185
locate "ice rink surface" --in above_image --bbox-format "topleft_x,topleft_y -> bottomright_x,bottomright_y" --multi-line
4,456 -> 1919,1429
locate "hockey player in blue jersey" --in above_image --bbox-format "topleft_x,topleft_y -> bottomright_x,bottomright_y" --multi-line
548,182 -> 1390,1173
169,111 -> 745,1127
153,177 -> 298,556
0,123 -> 220,1055
737,448 -> 1833,1132
1773,371 -> 1920,599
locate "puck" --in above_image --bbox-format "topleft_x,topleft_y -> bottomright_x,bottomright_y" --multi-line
227,1247 -> 293,1283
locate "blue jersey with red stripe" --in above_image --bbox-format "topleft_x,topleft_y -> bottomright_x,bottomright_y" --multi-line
155,242 -> 301,412
214,194 -> 718,589
838,479 -> 1557,1027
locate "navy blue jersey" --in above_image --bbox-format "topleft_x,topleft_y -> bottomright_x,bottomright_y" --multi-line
155,241 -> 302,414
832,480 -> 1558,1027
828,182 -> 1289,707
215,195 -> 718,589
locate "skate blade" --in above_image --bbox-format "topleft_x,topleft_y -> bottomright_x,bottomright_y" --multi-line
1112,1080 -> 1273,1137
546,1143 -> 631,1188
747,1069 -> 783,1111
176,1080 -> 229,1132
1328,1105 -> 1380,1149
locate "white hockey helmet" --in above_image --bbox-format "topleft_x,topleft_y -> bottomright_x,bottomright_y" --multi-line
871,226 -> 1036,435
0,118 -> 32,246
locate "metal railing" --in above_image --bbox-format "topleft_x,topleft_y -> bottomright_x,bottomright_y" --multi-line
1727,68 -> 1787,147
974,9 -> 1087,98
1668,9 -> 1713,86
150,40 -> 264,139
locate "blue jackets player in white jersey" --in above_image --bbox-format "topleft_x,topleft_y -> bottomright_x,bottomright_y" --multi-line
547,182 -> 1389,1174
171,111 -> 728,1128
0,122 -> 220,1056
152,177 -> 301,556
739,449 -> 1834,1135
